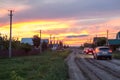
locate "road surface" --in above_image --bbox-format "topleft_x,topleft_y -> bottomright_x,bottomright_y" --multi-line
66,48 -> 120,80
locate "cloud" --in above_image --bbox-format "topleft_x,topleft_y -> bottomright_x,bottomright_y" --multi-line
67,34 -> 89,38
1,0 -> 120,21
24,0 -> 120,19
0,0 -> 30,18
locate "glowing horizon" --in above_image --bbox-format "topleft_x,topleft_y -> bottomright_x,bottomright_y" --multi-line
0,18 -> 119,46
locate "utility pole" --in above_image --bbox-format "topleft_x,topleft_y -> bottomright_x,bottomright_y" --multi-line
9,10 -> 14,58
95,35 -> 97,46
40,30 -> 42,53
49,34 -> 52,44
49,34 -> 52,48
53,36 -> 55,45
106,30 -> 109,46
57,37 -> 59,45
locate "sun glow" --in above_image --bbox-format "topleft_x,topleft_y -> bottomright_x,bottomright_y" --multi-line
80,30 -> 89,35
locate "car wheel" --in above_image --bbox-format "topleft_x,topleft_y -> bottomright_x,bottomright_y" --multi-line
93,56 -> 96,59
96,57 -> 99,60
109,57 -> 112,60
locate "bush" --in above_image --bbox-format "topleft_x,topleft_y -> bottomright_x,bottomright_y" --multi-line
42,40 -> 48,51
10,71 -> 24,80
113,51 -> 120,59
20,43 -> 32,53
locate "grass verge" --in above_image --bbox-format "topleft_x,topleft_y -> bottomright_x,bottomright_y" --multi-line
0,49 -> 70,80
113,51 -> 120,59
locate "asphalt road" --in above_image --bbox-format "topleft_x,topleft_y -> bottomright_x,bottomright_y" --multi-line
66,48 -> 120,80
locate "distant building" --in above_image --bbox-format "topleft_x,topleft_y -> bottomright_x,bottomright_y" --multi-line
21,38 -> 49,45
108,31 -> 120,51
108,39 -> 120,51
41,39 -> 49,43
21,38 -> 33,45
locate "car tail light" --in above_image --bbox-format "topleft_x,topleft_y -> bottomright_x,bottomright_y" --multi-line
96,49 -> 100,53
86,50 -> 88,52
109,50 -> 112,52
93,50 -> 95,53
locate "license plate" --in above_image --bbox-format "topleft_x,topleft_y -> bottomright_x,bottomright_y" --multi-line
102,52 -> 107,54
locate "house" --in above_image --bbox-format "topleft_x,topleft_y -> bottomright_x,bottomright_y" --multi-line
21,38 -> 33,45
108,39 -> 120,51
116,31 -> 120,39
21,38 -> 49,45
108,31 -> 120,51
41,39 -> 49,43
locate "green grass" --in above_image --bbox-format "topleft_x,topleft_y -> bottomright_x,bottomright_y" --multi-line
113,51 -> 120,59
0,49 -> 70,80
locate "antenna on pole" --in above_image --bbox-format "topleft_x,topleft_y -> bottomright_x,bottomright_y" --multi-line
8,10 -> 14,58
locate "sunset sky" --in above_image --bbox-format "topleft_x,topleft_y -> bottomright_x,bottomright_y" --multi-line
0,0 -> 120,46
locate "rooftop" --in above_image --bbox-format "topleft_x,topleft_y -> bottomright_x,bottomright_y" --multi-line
21,38 -> 49,45
108,39 -> 120,45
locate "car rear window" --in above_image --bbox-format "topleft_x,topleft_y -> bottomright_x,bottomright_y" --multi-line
99,48 -> 109,51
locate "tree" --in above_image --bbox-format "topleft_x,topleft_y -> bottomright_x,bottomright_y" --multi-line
0,34 -> 21,50
1,35 -> 9,50
42,40 -> 48,51
32,35 -> 40,48
20,43 -> 32,53
95,37 -> 107,46
59,41 -> 63,49
84,43 -> 91,47
49,41 -> 53,49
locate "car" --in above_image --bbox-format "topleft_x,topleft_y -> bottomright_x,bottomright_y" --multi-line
93,46 -> 112,60
83,47 -> 89,53
83,47 -> 94,54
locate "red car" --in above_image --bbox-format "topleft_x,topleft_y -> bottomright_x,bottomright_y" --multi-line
83,48 -> 94,54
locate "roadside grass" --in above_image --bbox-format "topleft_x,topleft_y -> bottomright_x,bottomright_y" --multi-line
113,51 -> 120,59
0,49 -> 70,80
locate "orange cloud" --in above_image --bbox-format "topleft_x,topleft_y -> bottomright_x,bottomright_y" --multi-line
63,37 -> 90,46
80,30 -> 89,35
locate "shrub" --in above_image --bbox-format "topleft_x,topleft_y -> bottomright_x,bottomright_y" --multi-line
10,71 -> 24,80
20,43 -> 32,53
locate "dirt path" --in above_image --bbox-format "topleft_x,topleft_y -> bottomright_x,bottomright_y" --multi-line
66,49 -> 120,80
